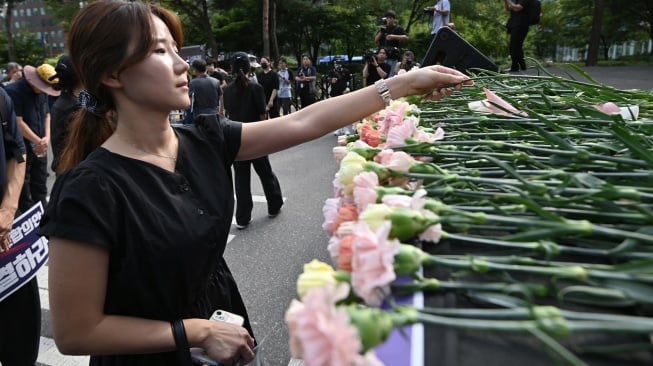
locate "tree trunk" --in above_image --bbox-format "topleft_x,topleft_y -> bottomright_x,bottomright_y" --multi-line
5,1 -> 16,61
201,0 -> 218,56
271,0 -> 279,61
586,0 -> 605,66
262,0 -> 270,57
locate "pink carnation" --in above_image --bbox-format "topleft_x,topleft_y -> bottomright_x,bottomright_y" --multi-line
332,203 -> 359,234
322,198 -> 341,235
353,172 -> 380,212
378,110 -> 404,135
332,174 -> 345,198
286,283 -> 363,366
351,221 -> 400,306
386,119 -> 415,147
594,102 -> 621,115
360,124 -> 382,147
419,222 -> 443,243
327,235 -> 342,265
374,150 -> 414,173
285,299 -> 306,358
484,88 -> 527,116
333,146 -> 348,163
381,194 -> 412,208
414,126 -> 445,143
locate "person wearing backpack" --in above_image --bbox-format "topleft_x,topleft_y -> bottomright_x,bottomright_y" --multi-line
503,0 -> 538,72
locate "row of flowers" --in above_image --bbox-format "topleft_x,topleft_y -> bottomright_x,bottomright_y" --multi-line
284,71 -> 653,366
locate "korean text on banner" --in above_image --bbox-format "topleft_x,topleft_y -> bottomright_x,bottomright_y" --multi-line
0,202 -> 47,302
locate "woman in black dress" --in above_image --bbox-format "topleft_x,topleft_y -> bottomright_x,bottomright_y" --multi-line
39,1 -> 472,365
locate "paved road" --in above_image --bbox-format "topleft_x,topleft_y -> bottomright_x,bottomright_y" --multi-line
27,65 -> 653,366
524,65 -> 653,91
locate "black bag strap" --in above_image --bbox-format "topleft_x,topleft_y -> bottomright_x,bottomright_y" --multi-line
0,91 -> 25,163
0,91 -> 7,126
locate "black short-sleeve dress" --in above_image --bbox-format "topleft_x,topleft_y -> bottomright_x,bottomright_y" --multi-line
40,115 -> 252,366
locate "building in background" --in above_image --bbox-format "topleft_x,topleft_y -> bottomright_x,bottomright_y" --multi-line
6,0 -> 67,58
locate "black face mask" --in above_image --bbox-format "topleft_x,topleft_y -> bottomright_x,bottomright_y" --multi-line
261,62 -> 269,69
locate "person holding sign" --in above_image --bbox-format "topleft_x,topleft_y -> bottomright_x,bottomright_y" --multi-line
0,85 -> 31,366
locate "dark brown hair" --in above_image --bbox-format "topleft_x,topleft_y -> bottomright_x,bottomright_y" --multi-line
58,1 -> 184,173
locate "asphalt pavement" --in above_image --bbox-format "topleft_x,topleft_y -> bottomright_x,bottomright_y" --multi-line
31,64 -> 653,366
520,64 -> 653,91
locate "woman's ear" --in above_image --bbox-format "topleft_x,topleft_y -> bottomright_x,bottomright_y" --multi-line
102,72 -> 122,89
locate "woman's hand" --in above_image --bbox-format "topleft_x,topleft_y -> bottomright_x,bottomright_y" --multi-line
199,320 -> 255,365
394,65 -> 474,101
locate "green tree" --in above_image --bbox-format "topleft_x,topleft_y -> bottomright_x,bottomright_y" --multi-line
0,30 -> 51,67
42,0 -> 83,33
159,0 -> 219,56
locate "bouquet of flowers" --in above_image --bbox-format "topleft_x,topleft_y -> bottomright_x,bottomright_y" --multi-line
286,66 -> 653,366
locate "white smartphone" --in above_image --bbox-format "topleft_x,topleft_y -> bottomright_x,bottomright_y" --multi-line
210,309 -> 245,326
190,310 -> 245,365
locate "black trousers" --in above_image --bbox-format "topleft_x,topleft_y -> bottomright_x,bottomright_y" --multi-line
0,278 -> 41,366
233,156 -> 283,225
298,88 -> 316,109
278,97 -> 292,116
508,25 -> 530,71
268,99 -> 279,119
19,149 -> 49,213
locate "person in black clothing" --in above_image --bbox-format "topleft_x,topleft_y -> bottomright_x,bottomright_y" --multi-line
37,2 -> 471,365
50,54 -> 82,175
224,52 -> 284,229
255,56 -> 280,119
374,10 -> 408,77
0,87 -> 29,366
295,55 -> 317,109
327,58 -> 350,98
504,0 -> 532,72
5,64 -> 59,213
206,57 -> 227,87
189,59 -> 223,117
327,58 -> 353,136
362,47 -> 391,86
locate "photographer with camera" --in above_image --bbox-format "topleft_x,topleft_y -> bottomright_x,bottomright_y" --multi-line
362,47 -> 391,87
374,10 -> 408,77
395,50 -> 420,75
328,57 -> 352,136
327,57 -> 350,98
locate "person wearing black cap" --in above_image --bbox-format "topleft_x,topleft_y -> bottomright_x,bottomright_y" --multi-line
223,51 -> 284,229
50,55 -> 82,174
374,10 -> 409,77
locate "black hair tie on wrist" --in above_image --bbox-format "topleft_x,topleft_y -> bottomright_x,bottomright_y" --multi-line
171,319 -> 193,366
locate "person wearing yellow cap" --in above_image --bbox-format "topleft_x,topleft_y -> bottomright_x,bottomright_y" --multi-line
5,63 -> 58,214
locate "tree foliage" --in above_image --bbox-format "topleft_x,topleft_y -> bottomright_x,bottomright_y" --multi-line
3,0 -> 649,69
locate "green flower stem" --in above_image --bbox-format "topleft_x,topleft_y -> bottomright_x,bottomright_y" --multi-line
418,305 -> 653,327
442,232 -> 621,259
422,254 -> 588,281
422,199 -> 653,245
454,205 -> 651,224
420,252 -> 653,285
411,307 -> 653,335
390,277 -> 548,297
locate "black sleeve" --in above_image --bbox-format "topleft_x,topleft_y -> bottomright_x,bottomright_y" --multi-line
1,90 -> 26,163
252,84 -> 267,117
